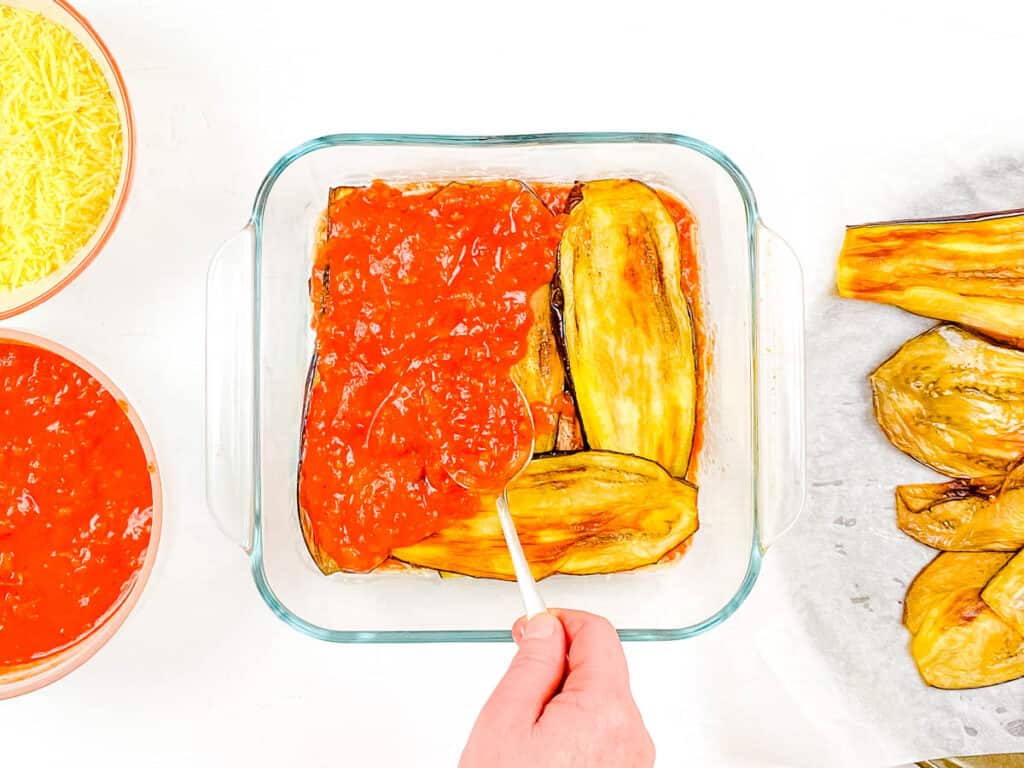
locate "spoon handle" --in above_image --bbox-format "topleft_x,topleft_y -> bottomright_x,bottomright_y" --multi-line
496,490 -> 547,619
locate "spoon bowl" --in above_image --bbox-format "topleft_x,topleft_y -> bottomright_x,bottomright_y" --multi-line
446,380 -> 547,619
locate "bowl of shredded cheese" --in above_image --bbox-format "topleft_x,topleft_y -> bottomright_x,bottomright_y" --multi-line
0,0 -> 134,319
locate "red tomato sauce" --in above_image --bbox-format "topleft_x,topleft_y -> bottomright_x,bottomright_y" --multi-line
301,181 -> 560,572
0,342 -> 153,666
300,180 -> 702,573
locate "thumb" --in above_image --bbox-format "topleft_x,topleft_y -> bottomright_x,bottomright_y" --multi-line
476,613 -> 567,727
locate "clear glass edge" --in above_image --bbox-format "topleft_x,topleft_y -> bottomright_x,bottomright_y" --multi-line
245,132 -> 763,643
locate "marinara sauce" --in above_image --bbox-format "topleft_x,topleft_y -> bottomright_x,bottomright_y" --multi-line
300,181 -> 559,572
0,342 -> 154,666
300,180 -> 701,573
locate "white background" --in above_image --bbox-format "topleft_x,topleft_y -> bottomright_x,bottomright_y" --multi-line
5,1 -> 1024,766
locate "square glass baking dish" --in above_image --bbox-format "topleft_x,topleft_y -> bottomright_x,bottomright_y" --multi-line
206,133 -> 805,642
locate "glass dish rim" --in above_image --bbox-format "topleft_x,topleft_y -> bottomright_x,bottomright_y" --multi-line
0,0 -> 137,321
246,132 -> 762,643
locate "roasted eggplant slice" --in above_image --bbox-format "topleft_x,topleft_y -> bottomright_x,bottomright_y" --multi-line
904,552 -> 1024,689
904,551 -> 1012,633
871,325 -> 1024,477
510,285 -> 565,453
393,451 -> 698,580
837,210 -> 1024,347
897,471 -> 1024,551
982,549 -> 1024,636
559,179 -> 697,477
911,585 -> 1024,689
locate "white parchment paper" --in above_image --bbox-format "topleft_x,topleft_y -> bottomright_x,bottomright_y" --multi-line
751,156 -> 1024,767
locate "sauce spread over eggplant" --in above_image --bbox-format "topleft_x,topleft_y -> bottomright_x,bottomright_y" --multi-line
300,179 -> 701,576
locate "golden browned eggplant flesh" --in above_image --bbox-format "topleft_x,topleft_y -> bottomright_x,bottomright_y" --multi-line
904,552 -> 1012,634
393,452 -> 698,580
897,463 -> 1024,551
300,179 -> 703,578
905,553 -> 1024,689
871,325 -> 1024,478
559,179 -> 697,478
838,203 -> 1024,689
982,548 -> 1024,637
838,209 -> 1024,347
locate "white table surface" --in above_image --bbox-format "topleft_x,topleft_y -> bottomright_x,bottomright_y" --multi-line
4,1 -> 1024,765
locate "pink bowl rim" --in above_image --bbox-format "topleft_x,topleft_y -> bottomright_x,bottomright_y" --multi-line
0,329 -> 163,699
0,0 -> 136,321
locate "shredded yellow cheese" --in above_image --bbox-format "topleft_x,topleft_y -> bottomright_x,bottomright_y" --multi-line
0,5 -> 123,292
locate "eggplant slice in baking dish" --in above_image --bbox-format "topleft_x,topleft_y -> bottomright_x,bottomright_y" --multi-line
300,179 -> 700,578
558,179 -> 697,479
394,451 -> 698,580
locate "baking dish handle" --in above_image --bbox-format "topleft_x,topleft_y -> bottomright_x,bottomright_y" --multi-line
755,223 -> 806,552
205,225 -> 256,553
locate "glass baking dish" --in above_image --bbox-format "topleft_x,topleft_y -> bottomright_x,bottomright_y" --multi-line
206,133 -> 805,642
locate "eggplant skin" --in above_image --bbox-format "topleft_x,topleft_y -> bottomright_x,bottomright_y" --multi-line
510,285 -> 565,453
871,324 -> 1024,477
837,211 -> 1024,347
392,451 -> 698,580
559,179 -> 696,478
903,552 -> 1012,633
896,475 -> 1024,551
982,549 -> 1024,637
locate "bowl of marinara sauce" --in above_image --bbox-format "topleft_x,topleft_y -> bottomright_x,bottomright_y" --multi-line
0,330 -> 161,698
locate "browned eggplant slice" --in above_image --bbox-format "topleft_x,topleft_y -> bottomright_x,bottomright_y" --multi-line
897,464 -> 1024,551
904,551 -> 1013,633
911,585 -> 1024,689
871,325 -> 1024,477
837,210 -> 1024,347
558,179 -> 697,477
393,451 -> 698,580
982,549 -> 1024,637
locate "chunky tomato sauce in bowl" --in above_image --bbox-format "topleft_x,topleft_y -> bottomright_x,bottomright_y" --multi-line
0,330 -> 161,698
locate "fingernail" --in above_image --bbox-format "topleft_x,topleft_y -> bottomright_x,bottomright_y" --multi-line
523,612 -> 558,640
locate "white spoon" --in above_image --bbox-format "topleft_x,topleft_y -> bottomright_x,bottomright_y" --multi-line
445,382 -> 547,619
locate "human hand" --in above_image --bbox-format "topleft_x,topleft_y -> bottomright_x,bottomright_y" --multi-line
459,609 -> 655,768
